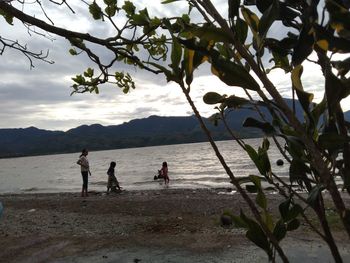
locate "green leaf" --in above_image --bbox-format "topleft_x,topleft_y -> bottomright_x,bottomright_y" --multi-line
326,0 -> 350,39
291,25 -> 314,66
307,185 -> 325,206
241,7 -> 259,35
188,25 -> 232,43
161,0 -> 181,4
131,9 -> 150,26
246,184 -> 258,193
256,190 -> 267,210
221,95 -> 250,109
89,1 -> 103,20
279,199 -> 291,221
291,65 -> 314,116
229,0 -> 240,21
69,48 -> 78,56
240,211 -> 271,254
211,56 -> 260,91
232,215 -> 248,228
287,219 -> 300,231
122,1 -> 136,16
325,70 -> 349,116
273,220 -> 286,241
243,117 -> 275,135
203,92 -> 225,105
105,5 -> 117,17
84,68 -> 94,78
318,133 -> 349,152
235,17 -> 248,44
170,37 -> 182,74
289,159 -> 311,186
259,0 -> 279,39
0,10 -> 14,25
331,57 -> 350,78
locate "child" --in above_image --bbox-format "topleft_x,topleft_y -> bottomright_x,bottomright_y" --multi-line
160,161 -> 169,185
107,161 -> 121,193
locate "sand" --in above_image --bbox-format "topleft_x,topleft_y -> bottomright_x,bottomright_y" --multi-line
0,188 -> 349,263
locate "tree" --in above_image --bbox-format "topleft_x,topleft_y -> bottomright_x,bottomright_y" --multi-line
1,0 -> 350,262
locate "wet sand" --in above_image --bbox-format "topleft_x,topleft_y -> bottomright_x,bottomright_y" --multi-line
0,188 -> 349,262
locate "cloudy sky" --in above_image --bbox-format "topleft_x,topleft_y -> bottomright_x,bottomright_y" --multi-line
1,0 -> 348,131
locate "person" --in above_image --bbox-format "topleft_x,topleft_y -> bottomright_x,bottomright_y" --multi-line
77,148 -> 91,197
107,161 -> 121,193
160,161 -> 169,185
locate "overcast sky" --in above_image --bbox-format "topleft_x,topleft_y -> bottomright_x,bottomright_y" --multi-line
1,0 -> 349,131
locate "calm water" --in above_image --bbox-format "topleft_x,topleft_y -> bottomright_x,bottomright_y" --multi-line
0,139 -> 288,194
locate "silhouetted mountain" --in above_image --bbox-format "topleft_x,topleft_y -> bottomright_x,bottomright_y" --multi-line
0,99 -> 349,158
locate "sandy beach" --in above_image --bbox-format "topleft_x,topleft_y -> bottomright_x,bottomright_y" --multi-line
1,188 -> 350,263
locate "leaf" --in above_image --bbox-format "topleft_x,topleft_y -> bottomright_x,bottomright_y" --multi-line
326,0 -> 350,39
0,9 -> 14,25
325,70 -> 349,116
256,190 -> 267,210
170,37 -> 182,74
318,133 -> 349,152
89,1 -> 103,20
183,48 -> 195,85
245,144 -> 271,176
240,212 -> 271,254
291,65 -> 314,115
229,0 -> 240,21
279,199 -> 291,221
105,5 -> 118,17
259,0 -> 279,39
241,7 -> 259,35
131,9 -> 150,26
273,220 -> 286,241
243,117 -> 275,135
69,48 -> 78,56
241,7 -> 261,47
331,57 -> 350,78
161,0 -> 181,4
292,26 -> 314,66
232,215 -> 248,228
246,184 -> 258,193
221,95 -> 250,109
286,219 -> 300,231
289,159 -> 311,185
235,17 -> 248,44
211,56 -> 260,91
203,92 -> 225,104
122,1 -> 136,16
307,185 -> 325,206
189,25 -> 232,43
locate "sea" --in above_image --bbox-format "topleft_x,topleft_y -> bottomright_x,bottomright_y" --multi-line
0,138 -> 289,194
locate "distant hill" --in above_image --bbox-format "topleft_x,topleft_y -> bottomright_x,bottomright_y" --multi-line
0,99 -> 349,158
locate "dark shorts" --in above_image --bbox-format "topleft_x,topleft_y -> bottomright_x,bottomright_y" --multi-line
81,171 -> 88,189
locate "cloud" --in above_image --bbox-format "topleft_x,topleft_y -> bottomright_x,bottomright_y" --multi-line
1,1 -> 349,133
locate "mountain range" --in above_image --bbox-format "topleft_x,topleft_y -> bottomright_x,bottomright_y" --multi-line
1,99 -> 349,158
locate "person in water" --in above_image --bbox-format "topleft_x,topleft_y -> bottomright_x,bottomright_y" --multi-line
77,148 -> 91,197
160,161 -> 169,185
107,161 -> 121,193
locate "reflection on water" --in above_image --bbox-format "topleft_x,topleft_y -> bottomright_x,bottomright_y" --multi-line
0,138 -> 289,194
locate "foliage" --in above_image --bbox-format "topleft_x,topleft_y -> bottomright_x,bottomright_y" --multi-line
1,0 -> 350,262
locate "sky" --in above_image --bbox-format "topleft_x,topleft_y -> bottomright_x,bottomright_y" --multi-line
0,0 -> 349,131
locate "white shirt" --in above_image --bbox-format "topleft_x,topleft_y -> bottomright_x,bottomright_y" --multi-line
78,155 -> 89,172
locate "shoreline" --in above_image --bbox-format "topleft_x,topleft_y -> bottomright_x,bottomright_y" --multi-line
1,188 -> 350,262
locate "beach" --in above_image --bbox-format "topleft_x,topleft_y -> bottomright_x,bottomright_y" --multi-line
1,188 -> 350,263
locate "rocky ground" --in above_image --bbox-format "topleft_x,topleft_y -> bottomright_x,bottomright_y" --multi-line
0,188 -> 349,263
